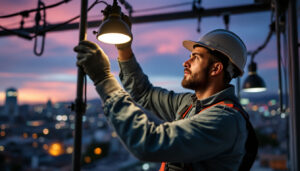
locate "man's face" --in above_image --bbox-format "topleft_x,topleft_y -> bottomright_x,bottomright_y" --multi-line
181,46 -> 213,90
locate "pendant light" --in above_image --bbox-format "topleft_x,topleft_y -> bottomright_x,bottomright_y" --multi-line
95,0 -> 132,44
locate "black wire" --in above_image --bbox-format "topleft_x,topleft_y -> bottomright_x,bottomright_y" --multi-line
34,0 -> 47,56
133,2 -> 193,13
0,24 -> 32,40
0,0 -> 71,19
250,27 -> 274,61
33,0 -> 105,37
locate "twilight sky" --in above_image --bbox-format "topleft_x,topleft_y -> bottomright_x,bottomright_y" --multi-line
0,0 -> 299,105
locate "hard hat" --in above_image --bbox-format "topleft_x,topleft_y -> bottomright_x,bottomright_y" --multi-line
182,29 -> 247,76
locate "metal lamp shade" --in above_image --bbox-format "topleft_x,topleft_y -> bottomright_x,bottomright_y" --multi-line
242,73 -> 266,92
96,16 -> 132,44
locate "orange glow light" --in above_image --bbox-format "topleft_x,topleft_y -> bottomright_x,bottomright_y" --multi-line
43,144 -> 49,150
0,131 -> 5,137
23,133 -> 28,138
48,142 -> 64,157
84,156 -> 92,163
32,133 -> 38,139
94,147 -> 102,155
32,142 -> 38,148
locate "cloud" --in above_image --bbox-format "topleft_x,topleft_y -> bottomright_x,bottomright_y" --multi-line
259,59 -> 278,70
0,72 -> 39,78
15,80 -> 98,104
136,27 -> 188,55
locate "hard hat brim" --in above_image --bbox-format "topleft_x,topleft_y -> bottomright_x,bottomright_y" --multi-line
182,40 -> 244,76
182,40 -> 215,52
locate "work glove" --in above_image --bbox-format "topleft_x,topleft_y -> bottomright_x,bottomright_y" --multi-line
74,40 -> 113,85
115,13 -> 133,50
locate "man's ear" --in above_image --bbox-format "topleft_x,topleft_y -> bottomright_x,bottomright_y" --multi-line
210,62 -> 223,76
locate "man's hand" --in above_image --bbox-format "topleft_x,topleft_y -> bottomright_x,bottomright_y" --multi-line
74,40 -> 112,85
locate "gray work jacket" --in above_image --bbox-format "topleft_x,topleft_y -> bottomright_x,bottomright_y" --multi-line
96,56 -> 248,171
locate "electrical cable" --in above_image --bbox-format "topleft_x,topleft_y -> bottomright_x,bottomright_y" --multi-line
0,0 -> 71,19
133,1 -> 193,13
0,24 -> 32,40
274,0 -> 283,114
33,0 -> 106,37
250,26 -> 273,61
34,0 -> 47,56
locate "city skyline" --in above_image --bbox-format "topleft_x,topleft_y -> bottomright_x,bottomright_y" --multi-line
0,0 -> 298,105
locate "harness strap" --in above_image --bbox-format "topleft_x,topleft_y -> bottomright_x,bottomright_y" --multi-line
181,104 -> 193,119
160,100 -> 258,171
159,162 -> 166,171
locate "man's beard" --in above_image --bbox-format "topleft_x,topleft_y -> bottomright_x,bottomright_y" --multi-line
181,66 -> 210,90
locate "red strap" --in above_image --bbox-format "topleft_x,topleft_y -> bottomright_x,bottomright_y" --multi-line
181,104 -> 193,119
164,100 -> 247,171
159,162 -> 166,171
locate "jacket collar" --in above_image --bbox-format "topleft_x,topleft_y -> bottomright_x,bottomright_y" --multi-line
191,85 -> 239,113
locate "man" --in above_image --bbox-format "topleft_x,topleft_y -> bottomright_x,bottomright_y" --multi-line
74,29 -> 257,170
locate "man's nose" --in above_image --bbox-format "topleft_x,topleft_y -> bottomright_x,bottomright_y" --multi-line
183,59 -> 191,68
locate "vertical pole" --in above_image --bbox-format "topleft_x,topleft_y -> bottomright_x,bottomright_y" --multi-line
72,0 -> 88,171
287,0 -> 300,170
274,0 -> 283,114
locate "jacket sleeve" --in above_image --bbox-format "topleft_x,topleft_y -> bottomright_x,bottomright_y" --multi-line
118,55 -> 190,121
101,89 -> 246,163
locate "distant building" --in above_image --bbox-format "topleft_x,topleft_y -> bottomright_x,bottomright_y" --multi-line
3,87 -> 19,119
46,99 -> 53,118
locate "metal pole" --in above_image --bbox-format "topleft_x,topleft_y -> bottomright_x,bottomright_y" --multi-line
72,0 -> 87,171
287,0 -> 300,170
274,0 -> 283,114
0,3 -> 271,37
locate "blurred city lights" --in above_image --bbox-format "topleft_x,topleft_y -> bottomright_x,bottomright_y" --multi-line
84,156 -> 92,163
142,163 -> 150,170
271,110 -> 277,116
1,124 -> 7,129
0,145 -> 4,151
7,91 -> 17,97
66,146 -> 73,154
32,133 -> 38,139
39,137 -> 45,143
82,116 -> 87,122
43,128 -> 49,135
27,120 -> 44,127
61,115 -> 68,121
268,99 -> 277,106
240,98 -> 250,105
56,115 -> 62,121
264,110 -> 270,117
94,147 -> 102,155
32,142 -> 38,148
69,115 -> 75,121
43,144 -> 49,150
0,131 -> 5,137
252,105 -> 258,112
23,132 -> 28,138
48,142 -> 64,157
111,131 -> 117,138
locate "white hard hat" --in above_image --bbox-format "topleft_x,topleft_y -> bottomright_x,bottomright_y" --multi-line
183,29 -> 247,76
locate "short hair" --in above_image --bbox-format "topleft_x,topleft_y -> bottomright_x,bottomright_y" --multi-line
193,45 -> 239,84
207,50 -> 232,84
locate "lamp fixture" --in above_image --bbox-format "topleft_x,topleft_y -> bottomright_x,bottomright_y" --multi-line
242,61 -> 266,93
95,0 -> 132,44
